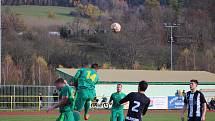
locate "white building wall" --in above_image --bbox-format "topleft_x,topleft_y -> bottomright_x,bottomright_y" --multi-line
96,84 -> 215,98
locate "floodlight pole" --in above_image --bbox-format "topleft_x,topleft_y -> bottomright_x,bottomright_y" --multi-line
170,27 -> 173,70
0,2 -> 2,85
164,23 -> 180,70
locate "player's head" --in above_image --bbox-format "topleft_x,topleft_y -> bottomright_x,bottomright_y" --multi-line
91,63 -> 99,71
54,78 -> 65,89
117,83 -> 122,92
138,80 -> 148,92
190,79 -> 198,91
83,62 -> 89,68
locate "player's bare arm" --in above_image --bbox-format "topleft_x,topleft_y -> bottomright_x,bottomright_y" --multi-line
181,103 -> 187,121
201,103 -> 206,121
121,102 -> 128,105
200,89 -> 207,121
47,96 -> 68,113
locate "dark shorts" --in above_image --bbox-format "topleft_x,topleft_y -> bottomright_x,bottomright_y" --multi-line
188,117 -> 201,121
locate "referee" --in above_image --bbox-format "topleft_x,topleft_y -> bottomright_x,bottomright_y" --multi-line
181,80 -> 207,121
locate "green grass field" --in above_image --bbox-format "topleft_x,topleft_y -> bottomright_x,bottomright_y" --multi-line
0,112 -> 214,121
2,5 -> 75,22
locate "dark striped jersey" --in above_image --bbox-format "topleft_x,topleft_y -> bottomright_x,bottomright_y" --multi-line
184,91 -> 206,118
119,92 -> 150,121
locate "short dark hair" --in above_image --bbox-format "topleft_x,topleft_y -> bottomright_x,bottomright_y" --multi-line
83,62 -> 89,67
139,80 -> 148,91
190,79 -> 198,85
55,78 -> 64,84
117,83 -> 122,87
91,63 -> 99,69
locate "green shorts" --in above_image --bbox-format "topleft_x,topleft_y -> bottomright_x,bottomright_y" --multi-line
74,88 -> 96,111
110,109 -> 124,121
56,111 -> 74,121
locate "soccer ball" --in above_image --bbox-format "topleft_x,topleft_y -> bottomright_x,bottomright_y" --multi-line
111,23 -> 121,33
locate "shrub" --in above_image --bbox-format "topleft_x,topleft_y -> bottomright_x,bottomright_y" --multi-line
47,11 -> 56,19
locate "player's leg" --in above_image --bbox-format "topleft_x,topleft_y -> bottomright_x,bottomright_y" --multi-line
84,99 -> 91,120
110,110 -> 117,121
74,89 -> 87,111
66,111 -> 75,121
195,117 -> 201,121
73,111 -> 80,121
56,113 -> 64,121
56,112 -> 74,121
84,89 -> 96,120
118,110 -> 125,121
187,117 -> 194,121
74,89 -> 87,120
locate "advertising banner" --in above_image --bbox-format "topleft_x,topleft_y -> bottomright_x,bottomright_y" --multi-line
148,96 -> 168,109
168,96 -> 184,109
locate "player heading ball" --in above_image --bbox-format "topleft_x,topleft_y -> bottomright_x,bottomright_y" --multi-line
119,80 -> 150,121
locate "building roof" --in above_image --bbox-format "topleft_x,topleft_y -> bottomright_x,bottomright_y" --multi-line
56,68 -> 215,83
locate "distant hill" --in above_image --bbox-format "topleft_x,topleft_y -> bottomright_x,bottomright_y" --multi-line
2,5 -> 77,26
1,0 -> 187,8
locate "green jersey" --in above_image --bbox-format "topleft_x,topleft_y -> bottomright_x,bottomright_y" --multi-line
110,92 -> 126,110
59,85 -> 75,112
68,86 -> 75,110
73,68 -> 99,89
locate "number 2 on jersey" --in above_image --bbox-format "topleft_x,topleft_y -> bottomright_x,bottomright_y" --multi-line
86,71 -> 96,82
132,101 -> 140,112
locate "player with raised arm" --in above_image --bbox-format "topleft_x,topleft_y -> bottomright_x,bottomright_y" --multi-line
73,63 -> 99,120
181,79 -> 207,121
109,84 -> 126,121
47,78 -> 75,121
119,80 -> 150,121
